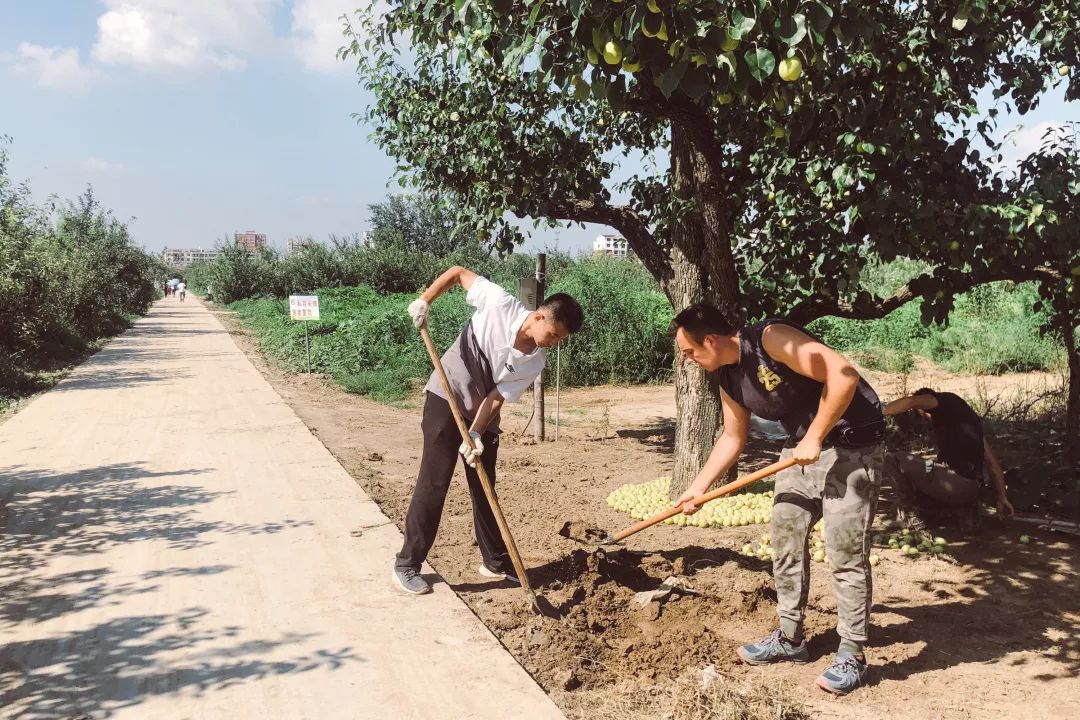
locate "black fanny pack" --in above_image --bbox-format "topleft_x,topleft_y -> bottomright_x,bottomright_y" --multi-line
828,418 -> 886,449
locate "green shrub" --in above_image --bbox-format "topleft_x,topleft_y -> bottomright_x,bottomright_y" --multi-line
548,258 -> 674,385
0,144 -> 161,402
231,258 -> 675,401
809,280 -> 1064,374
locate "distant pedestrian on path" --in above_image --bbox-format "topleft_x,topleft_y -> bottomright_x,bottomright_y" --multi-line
392,265 -> 583,596
178,281 -> 187,302
883,388 -> 1014,532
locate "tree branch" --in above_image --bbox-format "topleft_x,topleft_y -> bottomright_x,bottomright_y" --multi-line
532,198 -> 672,284
786,266 -> 1064,324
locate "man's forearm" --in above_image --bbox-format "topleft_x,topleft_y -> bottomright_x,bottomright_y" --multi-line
985,446 -> 1008,500
883,397 -> 911,416
421,266 -> 464,304
469,390 -> 504,434
805,367 -> 859,442
690,434 -> 744,494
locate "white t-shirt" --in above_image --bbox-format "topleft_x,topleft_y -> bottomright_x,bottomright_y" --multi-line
424,277 -> 547,429
177,283 -> 186,293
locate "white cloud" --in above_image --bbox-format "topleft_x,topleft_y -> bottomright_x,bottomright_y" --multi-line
291,0 -> 382,72
80,157 -> 127,176
10,0 -> 383,86
1007,121 -> 1067,159
13,43 -> 100,91
91,0 -> 280,72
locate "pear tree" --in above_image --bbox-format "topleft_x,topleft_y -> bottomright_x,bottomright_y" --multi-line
345,1 -> 1078,493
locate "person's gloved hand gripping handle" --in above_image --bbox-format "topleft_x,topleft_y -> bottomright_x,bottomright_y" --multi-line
406,265 -> 497,467
459,389 -> 504,467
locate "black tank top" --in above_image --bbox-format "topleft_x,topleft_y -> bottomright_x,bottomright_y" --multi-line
924,391 -> 984,479
718,320 -> 885,448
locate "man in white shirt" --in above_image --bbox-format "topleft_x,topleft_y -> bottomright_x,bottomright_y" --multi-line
177,281 -> 187,302
392,265 -> 584,595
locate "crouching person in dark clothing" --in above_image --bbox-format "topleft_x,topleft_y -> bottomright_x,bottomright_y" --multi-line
883,388 -> 1014,533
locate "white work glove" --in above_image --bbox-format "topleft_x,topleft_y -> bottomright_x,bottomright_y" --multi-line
458,431 -> 484,468
407,297 -> 429,328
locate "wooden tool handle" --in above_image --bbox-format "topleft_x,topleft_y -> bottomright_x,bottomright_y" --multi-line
419,326 -> 538,602
611,456 -> 799,543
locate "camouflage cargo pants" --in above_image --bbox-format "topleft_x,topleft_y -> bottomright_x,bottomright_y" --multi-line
771,444 -> 883,643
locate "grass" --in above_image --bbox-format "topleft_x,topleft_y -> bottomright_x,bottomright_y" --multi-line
224,252 -> 1067,406
809,280 -> 1064,375
229,259 -> 676,402
570,671 -> 811,720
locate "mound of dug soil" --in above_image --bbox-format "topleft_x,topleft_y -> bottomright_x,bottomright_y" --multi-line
502,548 -> 777,693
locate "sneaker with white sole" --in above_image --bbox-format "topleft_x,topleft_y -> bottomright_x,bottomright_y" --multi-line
736,629 -> 809,665
477,564 -> 520,585
816,650 -> 868,695
392,567 -> 431,595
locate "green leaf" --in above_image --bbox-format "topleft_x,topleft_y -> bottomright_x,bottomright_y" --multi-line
778,13 -> 808,47
832,164 -> 856,188
731,10 -> 756,39
681,66 -> 710,101
952,3 -> 971,32
659,61 -> 689,98
808,2 -> 833,43
743,47 -> 775,83
643,13 -> 664,37
527,2 -> 543,30
1027,203 -> 1044,227
717,51 -> 737,77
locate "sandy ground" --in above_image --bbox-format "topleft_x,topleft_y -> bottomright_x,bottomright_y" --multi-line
0,299 -> 564,720
215,302 -> 1079,720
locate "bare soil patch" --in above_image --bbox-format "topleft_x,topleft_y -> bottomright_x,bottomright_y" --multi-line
215,304 -> 1079,720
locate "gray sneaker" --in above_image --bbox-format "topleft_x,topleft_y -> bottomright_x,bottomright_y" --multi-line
736,629 -> 809,665
392,567 -> 431,595
816,650 -> 868,695
478,564 -> 520,585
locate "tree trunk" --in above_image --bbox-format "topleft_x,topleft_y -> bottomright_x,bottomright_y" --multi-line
662,127 -> 742,497
668,252 -> 724,497
1065,322 -> 1080,467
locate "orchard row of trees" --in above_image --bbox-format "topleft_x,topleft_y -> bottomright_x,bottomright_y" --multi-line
0,142 -> 163,398
345,0 -> 1080,482
182,194 -> 543,302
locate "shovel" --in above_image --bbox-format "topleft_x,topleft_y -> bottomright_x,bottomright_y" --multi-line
594,456 -> 799,546
418,325 -> 559,619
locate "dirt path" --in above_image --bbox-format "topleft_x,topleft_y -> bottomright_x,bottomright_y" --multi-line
0,299 -> 565,720
216,303 -> 1080,720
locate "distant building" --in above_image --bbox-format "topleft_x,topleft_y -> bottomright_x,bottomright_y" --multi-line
287,236 -> 314,254
163,247 -> 222,268
234,230 -> 268,251
592,234 -> 633,259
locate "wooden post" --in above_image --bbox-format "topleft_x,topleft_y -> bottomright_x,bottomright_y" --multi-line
534,253 -> 546,442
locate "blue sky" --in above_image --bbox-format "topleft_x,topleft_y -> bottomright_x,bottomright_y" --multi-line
1,1 -> 1076,258
0,0 -> 597,255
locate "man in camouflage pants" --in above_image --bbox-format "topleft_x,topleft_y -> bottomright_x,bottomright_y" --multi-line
670,305 -> 885,695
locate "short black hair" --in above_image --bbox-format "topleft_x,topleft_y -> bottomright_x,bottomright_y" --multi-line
913,387 -> 935,396
668,304 -> 735,344
540,293 -> 584,333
